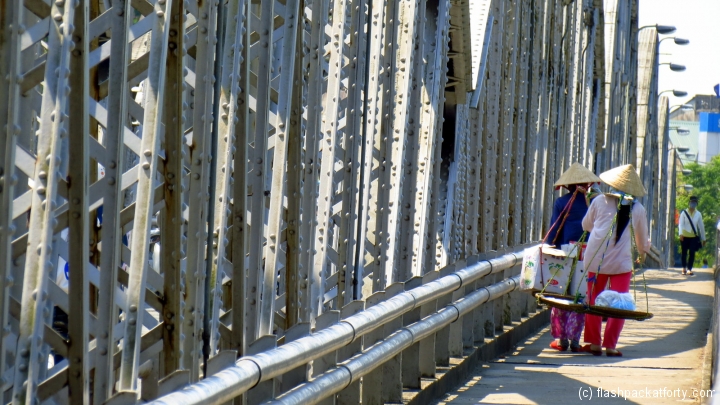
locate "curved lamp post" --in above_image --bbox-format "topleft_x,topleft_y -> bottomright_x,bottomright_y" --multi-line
659,89 -> 688,97
659,37 -> 690,46
639,24 -> 677,34
659,63 -> 686,72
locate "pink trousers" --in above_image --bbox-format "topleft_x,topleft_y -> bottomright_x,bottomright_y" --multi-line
583,271 -> 632,349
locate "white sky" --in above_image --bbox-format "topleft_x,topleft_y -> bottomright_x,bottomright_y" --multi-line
638,0 -> 720,108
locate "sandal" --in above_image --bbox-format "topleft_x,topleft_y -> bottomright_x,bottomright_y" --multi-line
550,340 -> 568,351
682,268 -> 687,275
687,270 -> 694,276
606,349 -> 623,357
580,344 -> 602,356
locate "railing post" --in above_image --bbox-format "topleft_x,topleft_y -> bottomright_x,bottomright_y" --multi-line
435,265 -> 456,366
337,301 -> 365,404
313,311 -> 341,405
246,336 -> 277,404
382,282 -> 405,403
281,323 -> 312,392
448,260 -> 467,357
401,277 -> 423,389
362,291 -> 387,405
419,271 -> 440,379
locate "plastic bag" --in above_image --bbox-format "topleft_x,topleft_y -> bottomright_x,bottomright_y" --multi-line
595,291 -> 636,311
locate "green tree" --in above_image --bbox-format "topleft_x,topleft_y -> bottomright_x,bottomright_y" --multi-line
675,155 -> 720,267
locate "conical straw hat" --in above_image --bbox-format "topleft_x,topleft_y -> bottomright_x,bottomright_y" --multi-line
553,162 -> 602,187
599,164 -> 647,197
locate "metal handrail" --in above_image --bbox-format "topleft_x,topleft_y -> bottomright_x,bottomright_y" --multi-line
268,276 -> 522,405
148,251 -> 523,404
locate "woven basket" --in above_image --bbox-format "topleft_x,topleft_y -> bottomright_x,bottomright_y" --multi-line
537,293 -> 653,321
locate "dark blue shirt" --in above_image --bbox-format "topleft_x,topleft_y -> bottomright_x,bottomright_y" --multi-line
546,193 -> 590,246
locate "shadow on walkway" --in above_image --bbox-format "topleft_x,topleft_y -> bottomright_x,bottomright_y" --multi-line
432,267 -> 715,405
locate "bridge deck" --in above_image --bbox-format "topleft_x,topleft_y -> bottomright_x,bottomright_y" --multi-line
433,268 -> 715,405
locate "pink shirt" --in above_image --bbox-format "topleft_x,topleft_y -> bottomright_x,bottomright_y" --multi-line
582,195 -> 651,275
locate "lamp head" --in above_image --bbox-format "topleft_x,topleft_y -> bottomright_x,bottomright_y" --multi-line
673,90 -> 688,97
668,63 -> 686,72
676,146 -> 690,152
674,38 -> 690,45
656,25 -> 677,34
682,169 -> 692,175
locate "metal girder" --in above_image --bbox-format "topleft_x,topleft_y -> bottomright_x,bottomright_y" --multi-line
94,0 -> 133,399
313,0 -> 346,318
183,0 -> 219,380
160,0 -> 187,376
67,0 -> 90,402
12,0 -> 76,400
252,0 -> 276,338
209,0 -> 248,354
0,0 -> 24,385
119,0 -> 172,390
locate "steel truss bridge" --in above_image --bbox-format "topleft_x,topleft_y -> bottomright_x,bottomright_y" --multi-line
0,0 -> 676,403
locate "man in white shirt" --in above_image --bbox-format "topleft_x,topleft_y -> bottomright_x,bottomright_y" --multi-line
678,196 -> 706,276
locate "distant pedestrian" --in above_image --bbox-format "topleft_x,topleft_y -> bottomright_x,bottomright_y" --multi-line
547,163 -> 601,353
678,196 -> 706,276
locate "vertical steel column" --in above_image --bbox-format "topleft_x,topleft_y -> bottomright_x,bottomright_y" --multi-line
264,0 -> 300,328
397,0 -> 427,280
414,0 -> 450,274
67,0 -> 90,401
210,0 -> 249,351
480,0 -> 504,251
313,0 -> 346,316
0,0 -> 24,381
12,0 -> 75,400
510,0 -> 530,246
285,2 -> 304,327
161,0 -> 188,375
496,0 -> 519,249
184,0 -> 219,379
381,0 -> 419,283
119,0 -> 172,390
336,0 -> 367,304
356,0 -> 390,293
424,0 -> 450,273
231,0 -> 251,355
95,0 -> 132,398
252,0 -> 276,337
298,0 -> 328,323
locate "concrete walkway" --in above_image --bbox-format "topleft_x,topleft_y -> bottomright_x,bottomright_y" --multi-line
433,267 -> 715,405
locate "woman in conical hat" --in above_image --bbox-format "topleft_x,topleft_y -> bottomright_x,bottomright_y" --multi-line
547,163 -> 601,352
580,164 -> 651,357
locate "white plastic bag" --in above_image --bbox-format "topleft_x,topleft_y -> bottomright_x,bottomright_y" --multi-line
595,290 -> 635,311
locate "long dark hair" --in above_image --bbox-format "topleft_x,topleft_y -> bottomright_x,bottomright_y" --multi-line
615,200 -> 633,244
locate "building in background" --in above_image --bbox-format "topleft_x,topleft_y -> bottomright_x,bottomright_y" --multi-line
669,120 -> 699,165
668,95 -> 720,165
699,112 -> 720,164
670,94 -> 720,121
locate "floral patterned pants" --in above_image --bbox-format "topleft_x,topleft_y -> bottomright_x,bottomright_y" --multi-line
550,307 -> 585,341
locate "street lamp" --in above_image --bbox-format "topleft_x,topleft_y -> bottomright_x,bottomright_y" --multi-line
659,37 -> 690,46
670,104 -> 694,112
659,63 -> 686,72
684,184 -> 694,192
659,89 -> 688,97
639,24 -> 677,34
669,126 -> 690,135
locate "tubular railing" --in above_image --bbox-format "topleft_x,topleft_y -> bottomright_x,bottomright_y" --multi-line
149,246 -> 537,404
